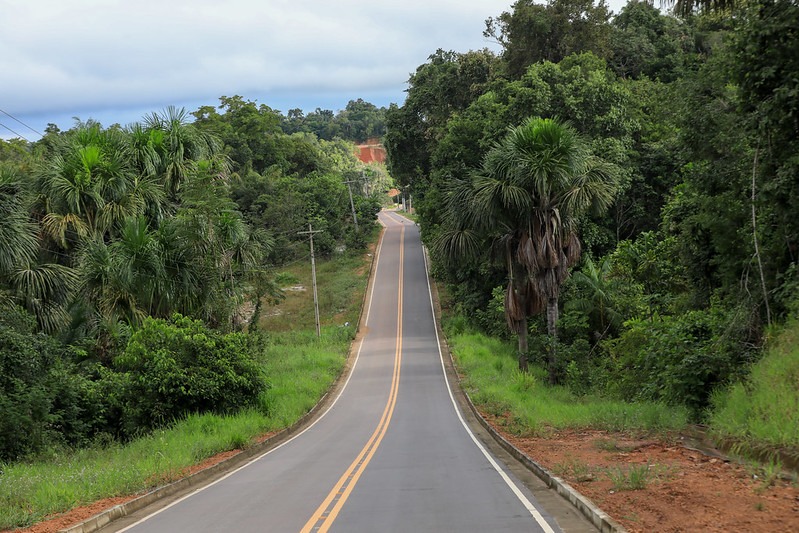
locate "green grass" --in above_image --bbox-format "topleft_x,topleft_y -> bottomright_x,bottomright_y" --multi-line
256,327 -> 351,428
260,242 -> 374,333
0,411 -> 272,529
552,457 -> 598,482
0,246 -> 374,530
448,330 -> 689,435
709,318 -> 799,450
390,208 -> 418,223
608,464 -> 652,491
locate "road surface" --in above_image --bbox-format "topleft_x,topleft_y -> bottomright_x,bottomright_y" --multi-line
107,211 -> 594,532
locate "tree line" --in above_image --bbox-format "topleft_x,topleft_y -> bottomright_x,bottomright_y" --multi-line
0,98 -> 385,460
385,0 -> 798,416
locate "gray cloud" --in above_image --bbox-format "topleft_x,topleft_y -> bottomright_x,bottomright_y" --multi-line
1,0 -> 628,138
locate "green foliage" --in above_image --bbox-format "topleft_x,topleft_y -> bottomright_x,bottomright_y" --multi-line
734,0 -> 799,319
603,304 -> 757,415
609,1 -> 698,81
610,232 -> 687,317
484,0 -> 613,78
447,324 -> 688,433
109,314 -> 265,436
281,99 -> 387,142
608,464 -> 652,491
384,49 -> 497,191
709,318 -> 799,448
0,305 -> 99,461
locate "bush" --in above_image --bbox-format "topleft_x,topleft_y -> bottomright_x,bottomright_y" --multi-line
603,304 -> 756,416
109,314 -> 266,437
0,306 -> 98,461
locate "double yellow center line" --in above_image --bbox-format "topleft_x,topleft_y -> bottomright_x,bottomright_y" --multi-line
301,225 -> 405,533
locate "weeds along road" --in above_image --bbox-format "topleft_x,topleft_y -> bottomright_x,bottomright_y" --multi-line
104,211 -> 589,533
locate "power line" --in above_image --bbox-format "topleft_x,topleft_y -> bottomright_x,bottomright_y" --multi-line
0,108 -> 43,137
0,121 -> 32,142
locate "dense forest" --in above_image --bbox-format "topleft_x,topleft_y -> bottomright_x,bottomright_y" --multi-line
385,0 -> 798,419
2,0 -> 797,464
0,98 -> 386,461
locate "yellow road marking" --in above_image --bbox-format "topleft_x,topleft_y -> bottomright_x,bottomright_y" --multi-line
300,225 -> 405,533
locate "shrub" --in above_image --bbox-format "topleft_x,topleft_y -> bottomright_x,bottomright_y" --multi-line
603,304 -> 756,416
110,314 -> 266,437
0,306 -> 98,460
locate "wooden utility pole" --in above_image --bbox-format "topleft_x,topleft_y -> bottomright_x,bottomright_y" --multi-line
344,179 -> 359,231
298,224 -> 323,337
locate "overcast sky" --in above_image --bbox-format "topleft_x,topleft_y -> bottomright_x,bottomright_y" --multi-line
1,0 -> 630,141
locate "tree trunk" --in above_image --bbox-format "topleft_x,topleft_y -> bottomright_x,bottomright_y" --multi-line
517,318 -> 529,372
751,148 -> 772,327
546,297 -> 559,385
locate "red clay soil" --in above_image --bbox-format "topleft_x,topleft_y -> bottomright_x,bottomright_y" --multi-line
490,421 -> 799,532
355,142 -> 386,164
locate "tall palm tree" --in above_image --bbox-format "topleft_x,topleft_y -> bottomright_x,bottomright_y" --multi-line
436,117 -> 617,381
1,164 -> 79,333
36,124 -> 145,249
141,106 -> 230,200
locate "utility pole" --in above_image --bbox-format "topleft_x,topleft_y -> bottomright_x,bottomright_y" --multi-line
343,179 -> 359,231
298,224 -> 323,338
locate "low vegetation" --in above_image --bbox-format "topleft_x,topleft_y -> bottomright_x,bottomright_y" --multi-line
445,317 -> 689,436
0,241 -> 373,530
709,319 -> 799,452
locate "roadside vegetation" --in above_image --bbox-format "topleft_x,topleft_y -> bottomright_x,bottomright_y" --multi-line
0,95 -> 384,529
0,241 -> 374,530
386,0 -> 799,463
709,319 -> 799,453
445,315 -> 689,437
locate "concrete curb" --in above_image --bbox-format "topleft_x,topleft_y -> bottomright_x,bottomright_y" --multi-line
59,226 -> 387,533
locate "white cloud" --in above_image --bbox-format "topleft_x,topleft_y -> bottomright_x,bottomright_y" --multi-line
0,0 -> 630,138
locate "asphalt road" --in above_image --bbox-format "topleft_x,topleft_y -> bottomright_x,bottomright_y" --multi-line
107,211 -> 591,533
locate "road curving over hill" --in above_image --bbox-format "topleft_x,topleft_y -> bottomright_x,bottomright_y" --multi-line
101,211 -> 596,533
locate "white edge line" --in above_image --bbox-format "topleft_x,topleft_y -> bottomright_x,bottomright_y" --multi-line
420,244 -> 557,533
118,224 -> 387,532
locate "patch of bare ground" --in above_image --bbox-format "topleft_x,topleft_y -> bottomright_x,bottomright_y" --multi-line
488,420 -> 799,532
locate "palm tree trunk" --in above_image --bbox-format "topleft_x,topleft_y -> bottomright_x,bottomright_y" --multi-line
546,296 -> 559,384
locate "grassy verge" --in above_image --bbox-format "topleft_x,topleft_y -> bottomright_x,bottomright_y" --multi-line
447,326 -> 689,436
0,238 -> 376,530
709,318 -> 799,455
